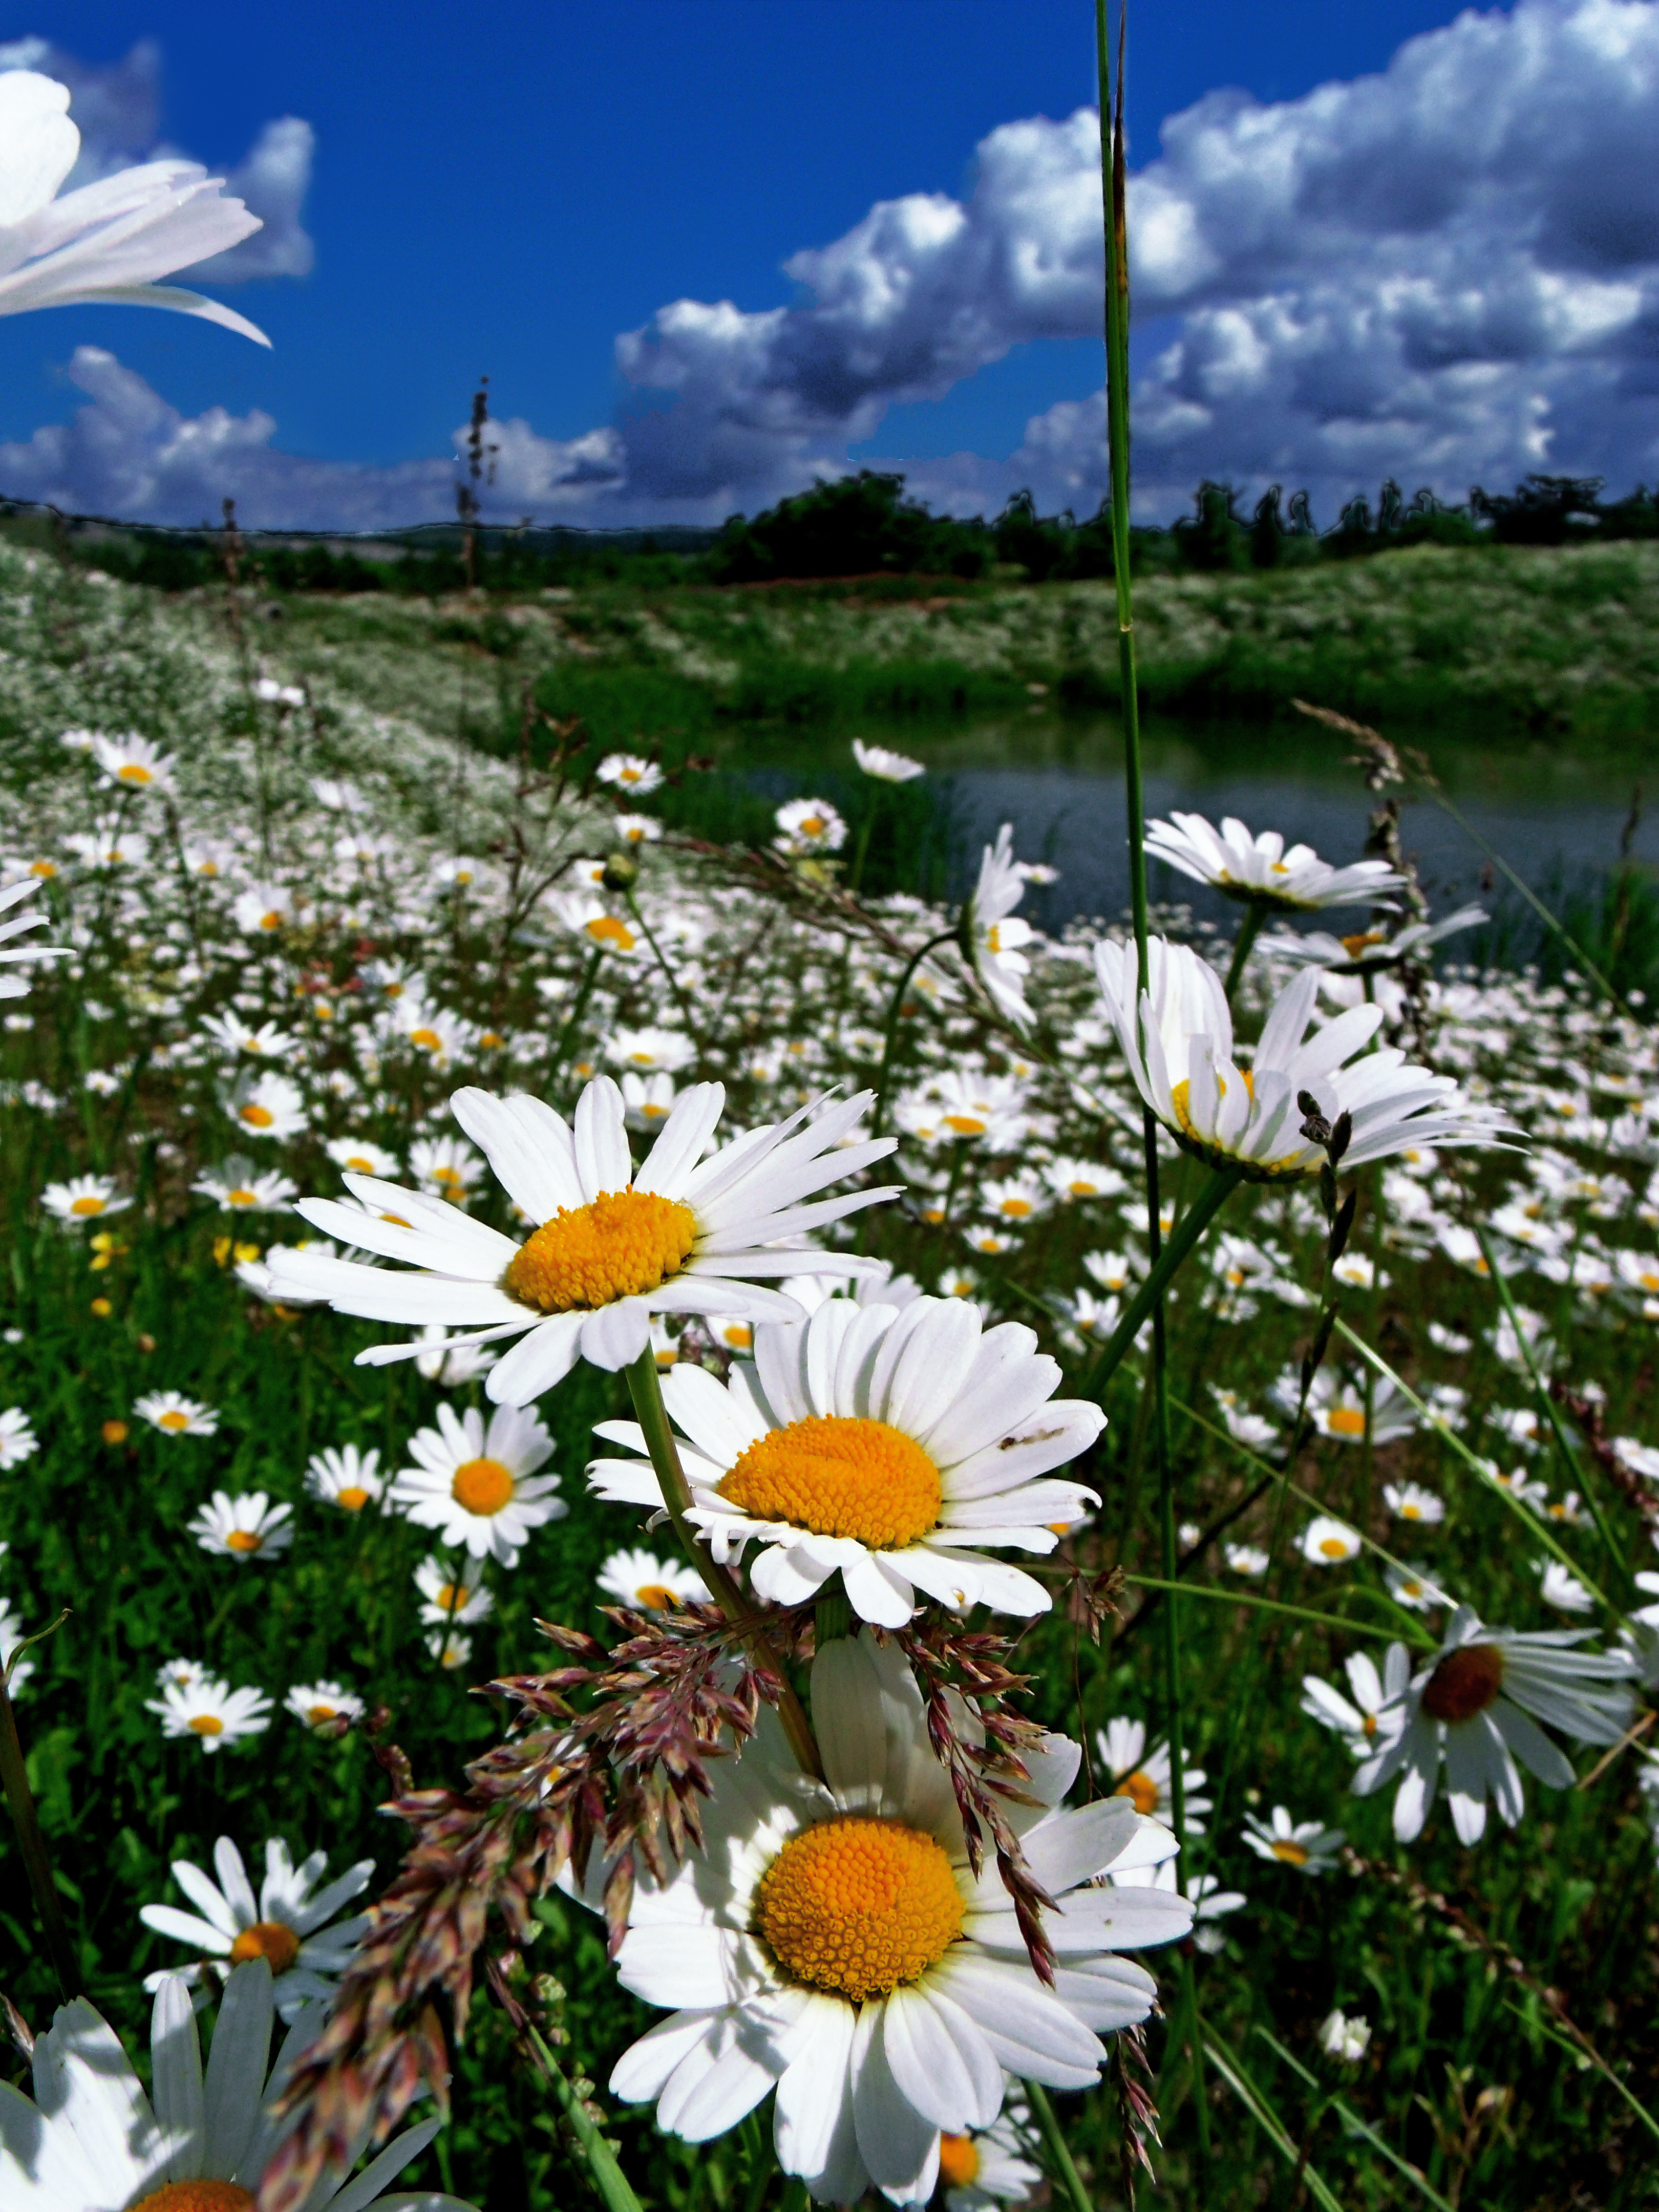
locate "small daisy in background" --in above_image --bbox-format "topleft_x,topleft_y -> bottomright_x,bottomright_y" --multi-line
230,1069 -> 308,1140
597,1546 -> 710,1611
304,1441 -> 384,1512
1110,1855 -> 1246,1954
188,1490 -> 294,1564
612,811 -> 663,845
392,1402 -> 563,1565
192,1163 -> 299,1213
1300,1516 -> 1363,1566
1145,810 -> 1406,913
1386,1561 -> 1454,1613
1384,1479 -> 1446,1526
147,1670 -> 271,1752
853,737 -> 925,783
964,822 -> 1037,1027
412,1326 -> 501,1386
135,1390 -> 219,1439
1224,1542 -> 1270,1576
1536,1558 -> 1596,1613
91,731 -> 175,792
41,1173 -> 130,1225
597,752 -> 662,795
286,1679 -> 365,1736
773,795 -> 847,858
1242,1805 -> 1346,1874
1097,1715 -> 1211,1831
415,1552 -> 495,1628
325,1134 -> 401,1179
427,1626 -> 475,1669
937,2101 -> 1041,2211
139,1834 -> 373,2021
0,1406 -> 39,1467
1320,2009 -> 1373,2063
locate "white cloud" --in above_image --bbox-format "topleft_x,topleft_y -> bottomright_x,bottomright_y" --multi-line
5,1 -> 1657,529
0,36 -> 315,284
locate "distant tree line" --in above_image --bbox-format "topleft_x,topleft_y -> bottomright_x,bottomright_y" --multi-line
3,467 -> 1654,598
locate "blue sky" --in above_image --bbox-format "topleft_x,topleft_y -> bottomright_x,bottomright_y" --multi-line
2,1 -> 1656,528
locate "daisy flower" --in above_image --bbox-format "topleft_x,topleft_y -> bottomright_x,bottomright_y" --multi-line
613,811 -> 663,844
200,1011 -> 302,1058
1223,1543 -> 1269,1576
938,2101 -> 1040,2210
1263,904 -> 1487,977
591,1296 -> 1101,1627
1352,1605 -> 1635,1844
41,1173 -> 130,1225
606,1025 -> 696,1073
140,1835 -> 372,2020
597,752 -> 663,794
606,1631 -> 1192,2203
1301,1645 -> 1413,1755
1241,1805 -> 1345,1875
774,797 -> 847,857
390,1403 -> 562,1565
1279,1368 -> 1419,1445
1536,1559 -> 1595,1613
147,1672 -> 271,1752
963,824 -> 1036,1027
135,1391 -> 219,1439
286,1679 -> 365,1735
1385,1479 -> 1445,1525
1320,2009 -> 1373,2062
0,1405 -> 39,1467
326,1134 -> 401,1179
271,1076 -> 900,1402
1045,1158 -> 1125,1202
304,1442 -> 384,1512
91,731 -> 175,791
1095,936 -> 1506,1180
597,1546 -> 711,1611
979,1177 -> 1048,1223
555,891 -> 643,955
622,1069 -> 678,1128
1145,811 -> 1406,912
853,738 -> 925,783
0,877 -> 70,998
1385,1561 -> 1454,1613
0,1960 -> 474,2211
188,1490 -> 293,1564
0,65 -> 267,333
1096,1716 -> 1211,1833
412,1326 -> 501,1386
230,1070 -> 307,1139
1300,1516 -> 1362,1566
233,883 -> 294,933
414,1552 -> 495,1627
409,1133 -> 483,1200
193,1165 -> 298,1213
427,1627 -> 475,1669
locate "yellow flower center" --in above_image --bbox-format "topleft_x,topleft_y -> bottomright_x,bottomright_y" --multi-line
431,1165 -> 465,1188
1401,1503 -> 1421,1519
1317,1536 -> 1351,1559
451,1456 -> 515,1516
942,1113 -> 986,1135
939,2136 -> 980,2188
1114,1770 -> 1161,1817
999,1198 -> 1033,1217
344,1155 -> 377,1173
1421,1642 -> 1505,1723
409,1027 -> 443,1051
30,859 -> 56,877
260,910 -> 282,930
69,1194 -> 105,1216
228,1919 -> 301,1974
1327,1407 -> 1367,1438
1362,1712 -> 1378,1737
634,1583 -> 674,1608
620,765 -> 642,783
158,1410 -> 190,1432
755,1817 -> 964,2003
228,1188 -> 258,1207
1270,1839 -> 1310,1866
187,1714 -> 223,1736
1341,930 -> 1386,958
117,762 -> 153,784
307,1704 -> 338,1727
1068,1179 -> 1097,1196
241,1103 -> 274,1128
225,1529 -> 263,1554
717,1416 -> 942,1549
717,1323 -> 753,1350
586,914 -> 636,950
503,1190 -> 697,1313
103,1419 -> 129,1444
131,2184 -> 255,2212
336,1484 -> 371,1512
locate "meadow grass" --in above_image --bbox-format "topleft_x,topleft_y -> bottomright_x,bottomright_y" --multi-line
0,529 -> 1656,2212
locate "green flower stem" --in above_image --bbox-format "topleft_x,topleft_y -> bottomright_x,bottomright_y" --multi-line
625,889 -> 701,1048
1475,1227 -> 1628,1593
1023,2076 -> 1093,2212
1333,1318 -> 1622,1620
1080,1165 -> 1243,1399
1121,1573 -> 1426,1646
870,929 -> 958,1140
0,1667 -> 80,1999
548,946 -> 604,1094
1223,903 -> 1266,1004
814,1589 -> 853,1649
623,1350 -> 823,1779
520,2022 -> 646,2212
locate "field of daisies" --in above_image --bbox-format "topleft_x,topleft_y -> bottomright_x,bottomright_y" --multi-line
0,516 -> 1655,2212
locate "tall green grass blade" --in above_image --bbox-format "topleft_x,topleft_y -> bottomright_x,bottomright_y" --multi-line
1199,2033 -> 1344,2212
1253,2029 -> 1457,2210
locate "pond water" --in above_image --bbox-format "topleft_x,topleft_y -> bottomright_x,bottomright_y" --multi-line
721,711 -> 1659,948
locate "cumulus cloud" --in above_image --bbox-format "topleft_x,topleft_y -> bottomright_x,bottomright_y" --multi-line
0,35 -> 315,282
5,1 -> 1657,529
